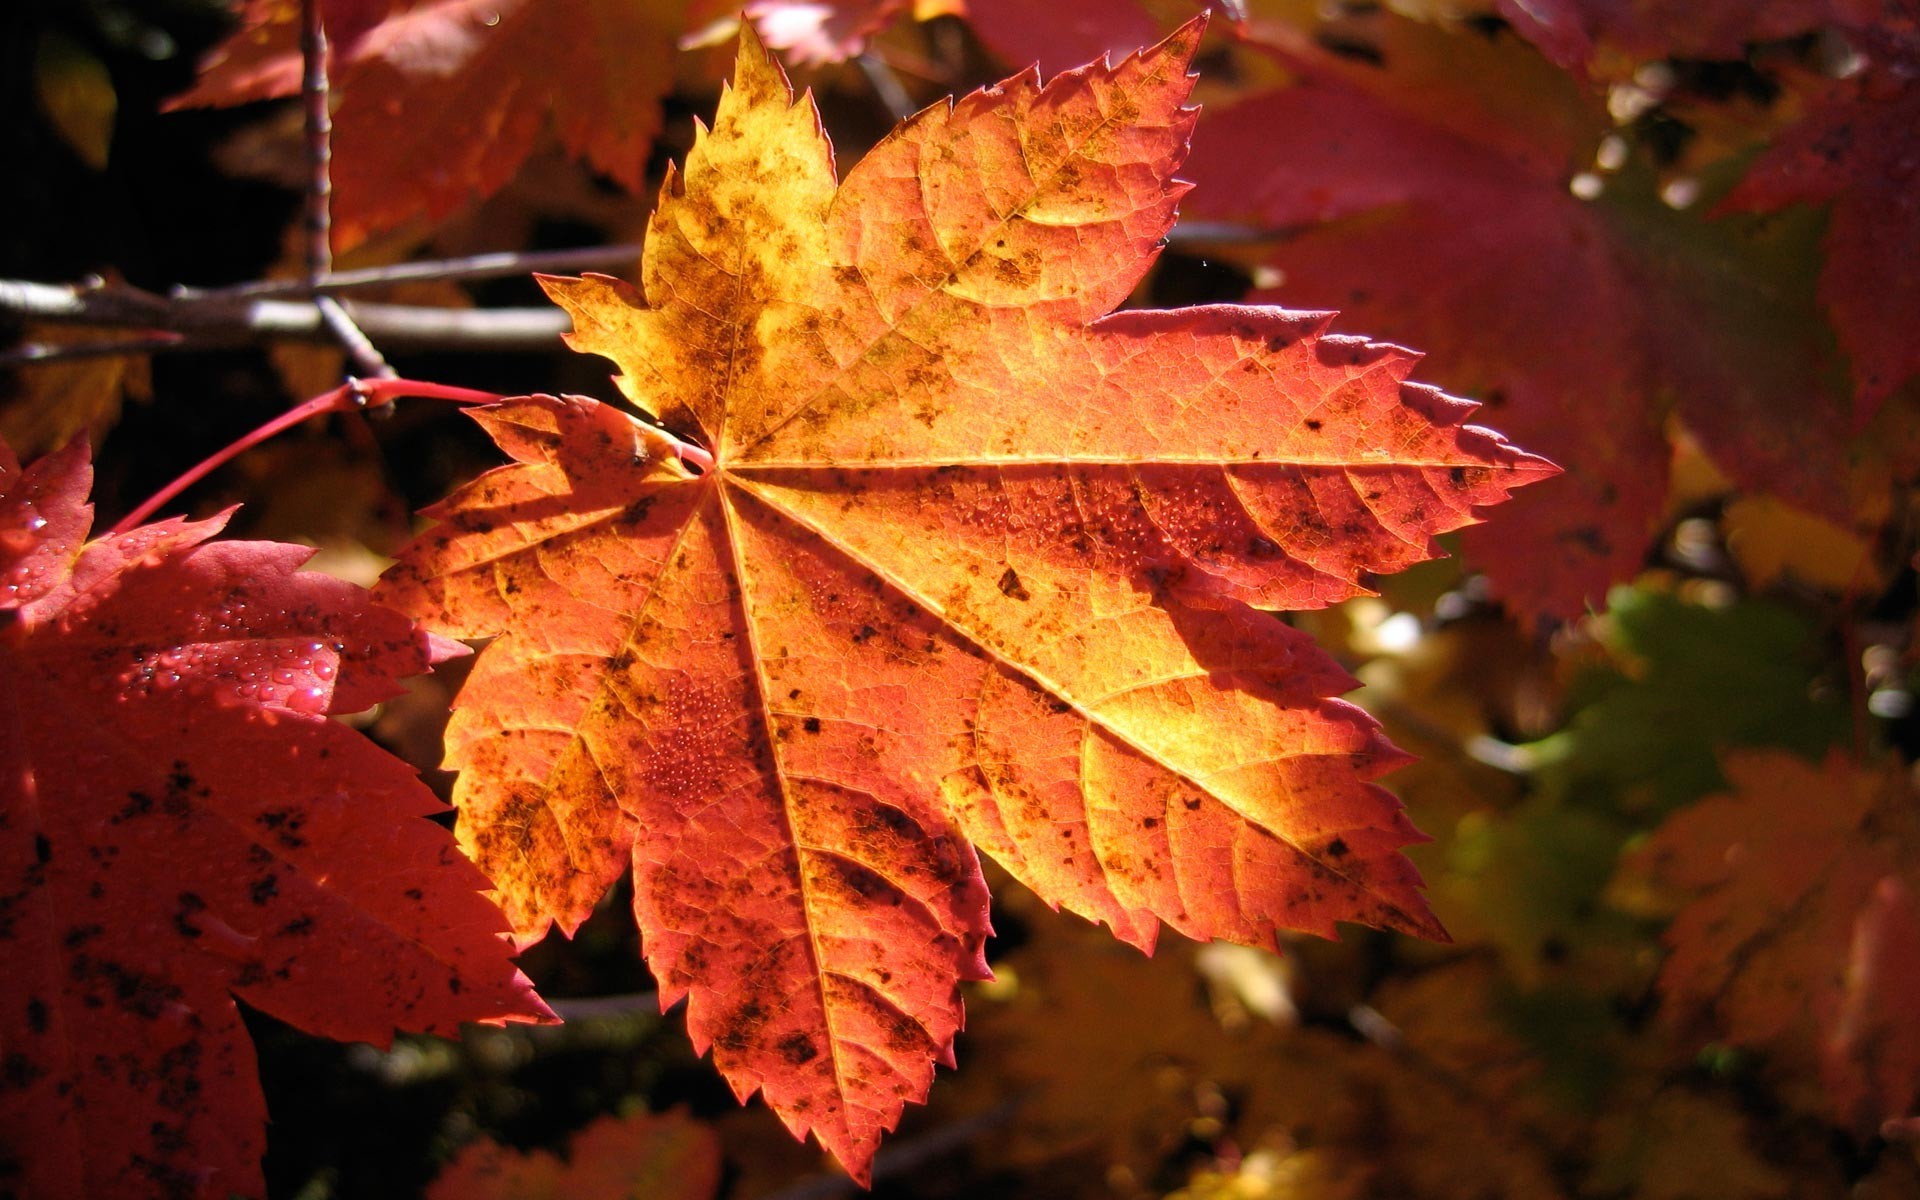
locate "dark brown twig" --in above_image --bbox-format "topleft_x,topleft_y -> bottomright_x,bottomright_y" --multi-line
300,0 -> 398,380
315,293 -> 395,378
180,244 -> 645,300
300,0 -> 333,282
2,333 -> 185,367
858,52 -> 919,122
1,278 -> 569,355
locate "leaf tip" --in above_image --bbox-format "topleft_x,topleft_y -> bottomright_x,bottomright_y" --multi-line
1157,10 -> 1213,69
730,15 -> 797,107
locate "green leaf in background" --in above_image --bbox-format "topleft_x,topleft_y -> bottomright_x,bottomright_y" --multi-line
1524,585 -> 1851,816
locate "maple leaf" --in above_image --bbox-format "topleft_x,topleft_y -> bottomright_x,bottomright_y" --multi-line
171,0 -> 684,247
1182,10 -> 1857,618
1525,585 -> 1850,813
426,1110 -> 721,1200
1717,73 -> 1920,415
943,912 -> 1572,1195
377,23 -> 1552,1179
320,0 -> 402,46
1494,0 -> 1886,69
1,325 -> 153,455
1629,751 -> 1920,1136
0,437 -> 552,1200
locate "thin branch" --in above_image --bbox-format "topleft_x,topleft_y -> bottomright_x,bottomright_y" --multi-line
5,277 -> 169,323
2,278 -> 569,352
1164,218 -> 1300,245
298,0 -> 400,380
300,0 -> 333,282
1,215 -> 1286,365
315,300 -> 569,349
2,333 -> 185,367
316,292 -> 396,378
182,244 -> 645,300
857,52 -> 919,122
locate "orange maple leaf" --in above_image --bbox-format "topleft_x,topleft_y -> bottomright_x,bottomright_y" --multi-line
1631,751 -> 1920,1137
377,22 -> 1554,1180
426,1110 -> 720,1200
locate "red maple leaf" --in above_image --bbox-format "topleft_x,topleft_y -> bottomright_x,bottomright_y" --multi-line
1182,10 -> 1857,618
320,0 -> 400,47
1496,0 -> 1887,69
0,437 -> 552,1200
171,0 -> 684,247
377,23 -> 1553,1180
1717,22 -> 1920,416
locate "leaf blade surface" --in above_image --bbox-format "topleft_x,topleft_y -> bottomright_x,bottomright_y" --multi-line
172,0 -> 682,246
381,23 -> 1554,1179
0,437 -> 550,1200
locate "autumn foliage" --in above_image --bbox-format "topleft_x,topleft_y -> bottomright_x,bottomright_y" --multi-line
0,437 -> 550,1198
3,0 -> 1920,1198
368,26 -> 1552,1174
